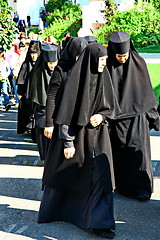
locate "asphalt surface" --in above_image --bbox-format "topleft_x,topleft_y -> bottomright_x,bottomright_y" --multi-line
0,104 -> 160,240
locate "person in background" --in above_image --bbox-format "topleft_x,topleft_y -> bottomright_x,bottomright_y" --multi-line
38,42 -> 120,239
27,15 -> 31,28
13,11 -> 19,24
30,44 -> 60,162
17,20 -> 26,33
17,41 -> 41,134
0,49 -> 11,111
61,32 -> 71,50
107,31 -> 160,201
44,37 -> 89,140
11,42 -> 27,106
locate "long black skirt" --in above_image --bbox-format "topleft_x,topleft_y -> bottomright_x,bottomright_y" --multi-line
36,127 -> 50,161
38,158 -> 115,230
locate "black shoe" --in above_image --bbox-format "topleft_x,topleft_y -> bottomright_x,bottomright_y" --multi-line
93,229 -> 115,239
5,103 -> 11,111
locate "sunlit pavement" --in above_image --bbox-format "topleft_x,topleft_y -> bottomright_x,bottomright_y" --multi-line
0,106 -> 160,240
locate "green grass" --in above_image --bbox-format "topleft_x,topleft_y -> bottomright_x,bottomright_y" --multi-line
147,63 -> 160,102
137,45 -> 160,53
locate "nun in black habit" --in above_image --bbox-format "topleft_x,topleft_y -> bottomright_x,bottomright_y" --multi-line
44,37 -> 88,139
17,41 -> 41,134
38,42 -> 121,239
30,44 -> 60,161
107,31 -> 160,201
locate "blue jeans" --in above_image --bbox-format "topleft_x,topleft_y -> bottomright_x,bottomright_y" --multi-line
12,79 -> 19,103
0,81 -> 10,106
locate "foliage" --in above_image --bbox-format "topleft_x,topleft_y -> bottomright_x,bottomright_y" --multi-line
45,0 -> 67,13
101,0 -> 119,26
0,0 -> 17,51
27,28 -> 39,36
42,18 -> 82,43
93,2 -> 160,48
46,2 -> 82,25
42,0 -> 82,43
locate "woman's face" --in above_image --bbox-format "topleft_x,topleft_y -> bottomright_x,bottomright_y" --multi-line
30,53 -> 39,62
98,55 -> 107,72
47,61 -> 58,70
116,52 -> 129,64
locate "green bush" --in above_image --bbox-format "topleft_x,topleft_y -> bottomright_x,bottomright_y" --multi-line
42,0 -> 82,43
93,2 -> 160,47
42,18 -> 82,43
26,28 -> 39,36
0,0 -> 17,50
46,2 -> 82,24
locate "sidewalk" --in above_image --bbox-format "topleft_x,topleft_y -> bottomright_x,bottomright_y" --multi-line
0,106 -> 160,240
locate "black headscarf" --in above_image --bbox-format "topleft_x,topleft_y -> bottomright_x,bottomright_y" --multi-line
55,42 -> 120,126
58,37 -> 88,72
17,41 -> 41,97
84,35 -> 97,44
107,31 -> 157,119
30,44 -> 60,106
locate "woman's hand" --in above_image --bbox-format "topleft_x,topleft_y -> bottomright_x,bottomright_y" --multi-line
44,126 -> 54,139
18,95 -> 22,100
90,114 -> 103,127
64,147 -> 75,159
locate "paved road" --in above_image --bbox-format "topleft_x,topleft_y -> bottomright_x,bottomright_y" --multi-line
0,107 -> 160,240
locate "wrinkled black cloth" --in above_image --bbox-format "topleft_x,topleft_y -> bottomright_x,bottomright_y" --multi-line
30,62 -> 53,106
17,57 -> 36,134
109,110 -> 158,196
107,34 -> 160,197
45,37 -> 88,127
45,65 -> 68,127
35,126 -> 50,161
55,43 -> 120,127
107,41 -> 157,118
17,97 -> 32,134
38,158 -> 115,230
42,43 -> 120,194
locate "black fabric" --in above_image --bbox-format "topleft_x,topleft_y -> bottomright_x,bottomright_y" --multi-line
35,126 -> 50,161
107,32 -> 160,197
30,62 -> 53,106
45,66 -> 68,127
109,113 -> 154,196
107,33 -> 157,119
16,52 -> 37,134
38,161 -> 115,230
17,60 -> 36,97
30,44 -> 60,106
45,37 -> 89,127
84,35 -> 97,44
42,123 -> 115,194
17,97 -> 32,134
109,31 -> 130,54
55,42 -> 120,126
42,44 -> 60,62
60,37 -> 88,66
42,43 -> 120,194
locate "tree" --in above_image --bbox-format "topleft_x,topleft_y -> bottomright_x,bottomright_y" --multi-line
0,0 -> 17,51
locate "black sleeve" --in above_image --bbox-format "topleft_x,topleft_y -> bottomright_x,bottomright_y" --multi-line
45,67 -> 63,127
59,124 -> 75,148
146,106 -> 160,131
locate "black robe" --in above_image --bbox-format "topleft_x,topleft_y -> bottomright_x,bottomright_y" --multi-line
38,43 -> 120,229
16,56 -> 36,134
30,61 -> 53,160
107,38 -> 160,198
